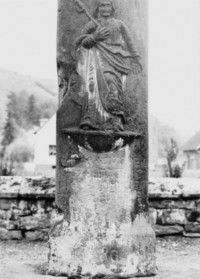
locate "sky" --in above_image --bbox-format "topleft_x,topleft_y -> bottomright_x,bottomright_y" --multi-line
149,0 -> 200,139
0,0 -> 199,139
0,0 -> 57,78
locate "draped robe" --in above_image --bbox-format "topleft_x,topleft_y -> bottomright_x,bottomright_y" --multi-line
76,18 -> 140,131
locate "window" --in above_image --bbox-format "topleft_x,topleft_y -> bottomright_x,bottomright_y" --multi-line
49,145 -> 56,156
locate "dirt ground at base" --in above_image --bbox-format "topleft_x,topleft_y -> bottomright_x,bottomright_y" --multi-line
0,237 -> 200,279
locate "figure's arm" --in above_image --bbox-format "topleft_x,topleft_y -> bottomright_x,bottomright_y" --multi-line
120,22 -> 143,74
77,21 -> 109,49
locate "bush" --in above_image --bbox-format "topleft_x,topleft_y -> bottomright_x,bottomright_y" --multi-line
8,140 -> 34,163
173,164 -> 183,178
163,163 -> 183,178
0,135 -> 34,176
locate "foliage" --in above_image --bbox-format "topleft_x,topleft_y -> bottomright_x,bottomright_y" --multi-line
7,137 -> 34,163
0,147 -> 14,176
173,164 -> 183,178
25,94 -> 40,128
158,125 -> 180,158
163,138 -> 183,178
6,92 -> 20,123
0,135 -> 34,176
2,91 -> 56,132
39,99 -> 57,119
1,112 -> 19,147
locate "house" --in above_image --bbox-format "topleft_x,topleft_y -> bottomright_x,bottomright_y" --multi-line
34,115 -> 56,176
182,131 -> 200,170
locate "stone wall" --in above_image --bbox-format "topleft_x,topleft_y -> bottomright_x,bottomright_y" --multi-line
0,177 -> 55,240
149,178 -> 200,237
0,177 -> 200,240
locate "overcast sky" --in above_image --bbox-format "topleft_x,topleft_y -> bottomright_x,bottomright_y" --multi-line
0,0 -> 199,139
149,0 -> 200,139
0,0 -> 57,78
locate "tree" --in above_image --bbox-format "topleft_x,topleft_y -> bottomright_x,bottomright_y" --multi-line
165,138 -> 178,177
0,115 -> 19,175
39,99 -> 57,119
158,124 -> 179,158
6,92 -> 20,124
1,112 -> 19,147
0,94 -> 20,175
16,90 -> 29,129
164,138 -> 182,178
26,94 -> 40,127
5,91 -> 40,130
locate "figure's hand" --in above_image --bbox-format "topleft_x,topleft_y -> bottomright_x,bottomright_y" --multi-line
94,27 -> 110,41
131,60 -> 143,75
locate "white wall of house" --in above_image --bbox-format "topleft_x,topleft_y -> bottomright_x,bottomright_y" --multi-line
34,115 -> 56,168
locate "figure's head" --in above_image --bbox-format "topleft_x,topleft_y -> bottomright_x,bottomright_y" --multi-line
94,0 -> 115,19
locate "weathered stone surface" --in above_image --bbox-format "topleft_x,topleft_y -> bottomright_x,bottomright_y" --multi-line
28,202 -> 38,214
149,179 -> 182,198
157,209 -> 187,225
0,177 -> 57,241
8,230 -> 23,240
184,222 -> 200,233
0,228 -> 22,240
0,176 -> 21,197
51,0 -> 155,276
49,147 -> 156,277
154,225 -> 183,236
20,213 -> 52,230
0,209 -> 6,219
186,210 -> 200,222
0,176 -> 55,198
149,178 -> 200,198
181,178 -> 200,197
149,199 -> 196,210
19,177 -> 55,198
6,220 -> 20,230
0,199 -> 15,210
0,220 -> 6,228
0,228 -> 9,240
18,200 -> 29,212
25,230 -> 48,241
49,215 -> 156,277
183,232 -> 200,238
195,199 -> 200,208
149,208 -> 157,225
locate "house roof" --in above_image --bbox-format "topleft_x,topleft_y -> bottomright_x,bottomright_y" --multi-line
182,131 -> 200,152
34,114 -> 56,135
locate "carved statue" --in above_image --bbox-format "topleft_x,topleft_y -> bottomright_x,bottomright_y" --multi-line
75,0 -> 142,131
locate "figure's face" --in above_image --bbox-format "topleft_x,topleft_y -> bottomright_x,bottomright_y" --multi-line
98,0 -> 112,18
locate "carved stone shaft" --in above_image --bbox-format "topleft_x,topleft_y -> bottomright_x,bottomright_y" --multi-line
48,0 -> 156,277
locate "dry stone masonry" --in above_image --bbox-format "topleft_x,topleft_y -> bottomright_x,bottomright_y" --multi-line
1,177 -> 200,240
0,176 -> 55,241
150,178 -> 200,238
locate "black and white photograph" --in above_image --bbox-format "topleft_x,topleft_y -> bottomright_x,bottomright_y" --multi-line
0,0 -> 200,278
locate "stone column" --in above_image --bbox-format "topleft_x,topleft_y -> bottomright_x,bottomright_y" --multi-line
48,0 -> 156,277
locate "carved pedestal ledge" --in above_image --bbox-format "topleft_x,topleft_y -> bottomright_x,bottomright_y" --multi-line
62,128 -> 141,152
48,147 -> 156,277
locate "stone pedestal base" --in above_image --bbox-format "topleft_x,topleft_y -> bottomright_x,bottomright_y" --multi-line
48,216 -> 156,277
48,146 -> 156,277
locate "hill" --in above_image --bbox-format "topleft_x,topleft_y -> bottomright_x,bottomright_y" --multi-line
0,68 -> 58,129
